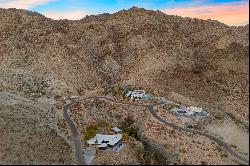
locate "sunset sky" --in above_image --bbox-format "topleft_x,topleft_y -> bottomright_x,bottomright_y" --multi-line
0,0 -> 248,26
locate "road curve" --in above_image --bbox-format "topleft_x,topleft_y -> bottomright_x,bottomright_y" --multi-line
63,102 -> 86,165
147,105 -> 249,165
79,96 -> 249,165
63,96 -> 248,165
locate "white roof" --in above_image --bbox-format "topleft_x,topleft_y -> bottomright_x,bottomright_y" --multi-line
187,106 -> 202,113
185,111 -> 195,116
87,134 -> 122,146
169,107 -> 180,112
134,90 -> 146,92
126,91 -> 132,96
108,134 -> 122,146
112,127 -> 121,132
87,137 -> 97,145
69,96 -> 78,98
96,134 -> 105,144
132,91 -> 145,94
98,143 -> 107,148
131,93 -> 144,97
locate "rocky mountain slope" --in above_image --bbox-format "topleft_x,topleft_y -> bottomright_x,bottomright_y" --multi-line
0,7 -> 249,126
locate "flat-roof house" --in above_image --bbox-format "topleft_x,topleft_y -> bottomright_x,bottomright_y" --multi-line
170,106 -> 206,118
187,106 -> 202,113
87,137 -> 97,145
98,143 -> 108,150
69,96 -> 78,99
111,127 -> 122,133
127,90 -> 146,100
133,90 -> 146,94
125,90 -> 147,100
126,91 -> 132,97
87,134 -> 122,150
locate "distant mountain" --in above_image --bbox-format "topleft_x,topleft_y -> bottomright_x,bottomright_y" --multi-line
0,7 -> 248,125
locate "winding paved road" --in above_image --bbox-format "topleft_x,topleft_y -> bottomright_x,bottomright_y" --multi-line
147,105 -> 249,165
63,96 -> 249,165
63,101 -> 86,165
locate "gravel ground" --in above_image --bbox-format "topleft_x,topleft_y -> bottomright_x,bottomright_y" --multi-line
0,92 -> 74,164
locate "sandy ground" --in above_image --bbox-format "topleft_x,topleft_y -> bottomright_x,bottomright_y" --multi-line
0,92 -> 74,164
0,105 -> 74,164
206,122 -> 249,159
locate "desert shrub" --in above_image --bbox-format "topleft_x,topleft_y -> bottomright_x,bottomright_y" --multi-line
119,116 -> 138,138
122,133 -> 129,142
121,86 -> 129,96
119,116 -> 134,129
214,112 -> 222,120
201,161 -> 208,165
150,96 -> 158,103
220,153 -> 228,158
193,123 -> 202,130
128,127 -> 137,137
86,124 -> 98,131
137,147 -> 145,160
113,113 -> 122,119
84,124 -> 98,141
230,144 -> 237,149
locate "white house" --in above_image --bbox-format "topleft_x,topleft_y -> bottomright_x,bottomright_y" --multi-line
187,106 -> 202,113
126,91 -> 132,97
69,96 -> 78,99
98,143 -> 108,150
170,106 -> 206,118
87,134 -> 123,149
126,90 -> 146,100
133,90 -> 146,94
111,127 -> 122,133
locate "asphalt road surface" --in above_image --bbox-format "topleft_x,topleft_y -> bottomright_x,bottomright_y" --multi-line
63,96 -> 249,165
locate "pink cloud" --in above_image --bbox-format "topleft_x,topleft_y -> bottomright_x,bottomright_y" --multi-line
42,10 -> 87,20
162,3 -> 249,26
0,0 -> 54,9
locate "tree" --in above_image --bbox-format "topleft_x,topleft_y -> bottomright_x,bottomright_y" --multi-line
119,116 -> 138,138
122,133 -> 129,142
84,129 -> 97,141
84,124 -> 98,141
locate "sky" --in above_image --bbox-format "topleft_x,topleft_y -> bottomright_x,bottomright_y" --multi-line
0,0 -> 248,26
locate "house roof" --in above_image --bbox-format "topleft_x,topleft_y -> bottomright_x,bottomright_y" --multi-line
134,90 -> 146,93
87,137 -> 97,145
69,96 -> 78,99
169,107 -> 180,113
98,143 -> 108,148
96,134 -> 105,144
108,134 -> 122,146
87,134 -> 122,146
112,127 -> 121,132
187,106 -> 202,113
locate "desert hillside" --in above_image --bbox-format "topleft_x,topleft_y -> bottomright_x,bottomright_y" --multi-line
0,7 -> 249,125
